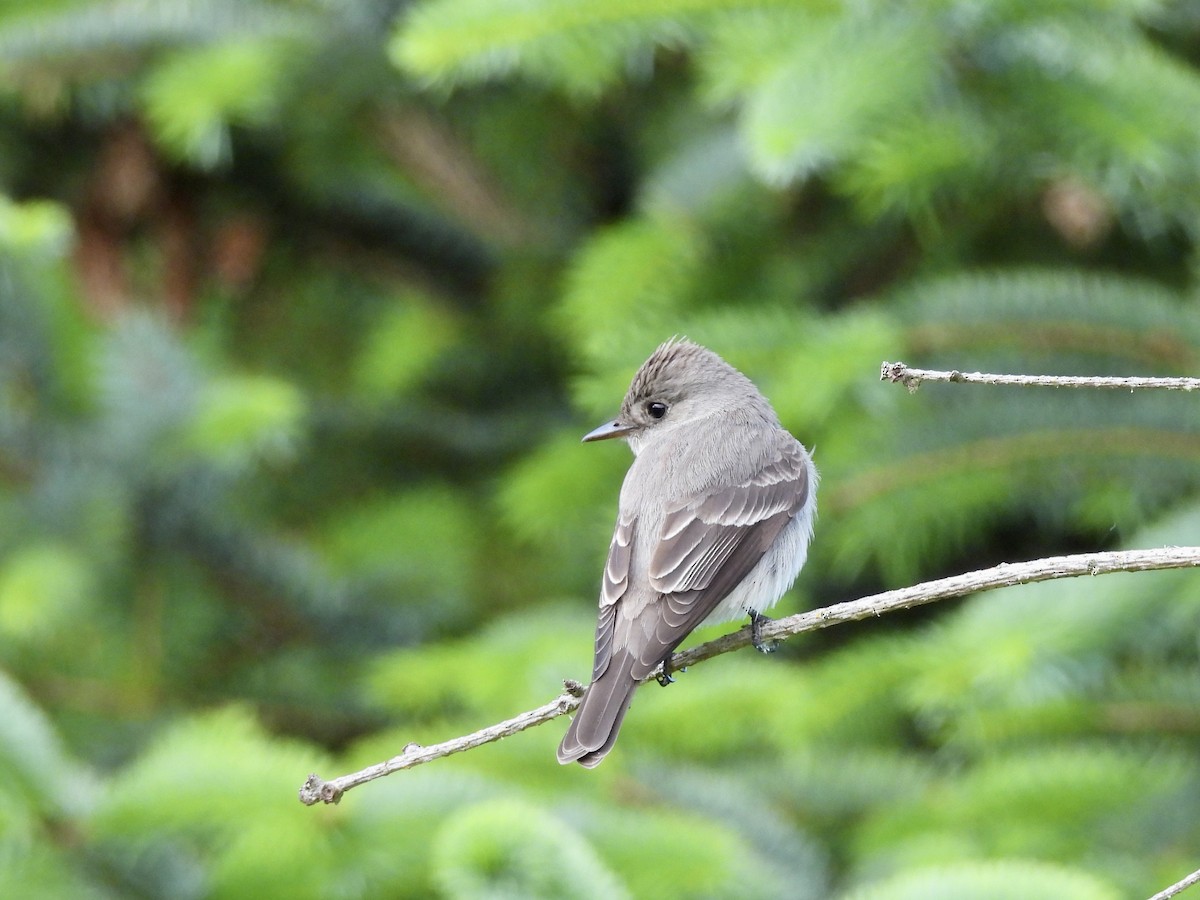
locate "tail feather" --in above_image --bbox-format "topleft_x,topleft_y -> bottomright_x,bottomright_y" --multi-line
557,650 -> 637,766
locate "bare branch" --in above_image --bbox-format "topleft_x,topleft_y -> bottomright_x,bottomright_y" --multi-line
1148,866 -> 1200,900
300,681 -> 585,806
671,546 -> 1200,670
881,361 -> 1200,393
299,546 -> 1200,805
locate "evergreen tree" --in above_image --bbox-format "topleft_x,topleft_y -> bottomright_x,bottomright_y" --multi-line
1,0 -> 1199,895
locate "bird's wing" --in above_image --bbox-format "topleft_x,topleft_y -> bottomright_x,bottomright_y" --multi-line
630,438 -> 811,678
589,510 -> 635,681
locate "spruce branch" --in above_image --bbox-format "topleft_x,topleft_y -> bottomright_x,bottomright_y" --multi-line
881,361 -> 1200,393
298,546 -> 1200,806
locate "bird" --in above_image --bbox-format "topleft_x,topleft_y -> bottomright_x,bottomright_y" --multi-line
557,338 -> 817,767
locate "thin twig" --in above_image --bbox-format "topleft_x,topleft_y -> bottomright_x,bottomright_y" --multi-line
881,361 -> 1200,393
1148,866 -> 1200,900
299,546 -> 1200,805
299,684 -> 585,805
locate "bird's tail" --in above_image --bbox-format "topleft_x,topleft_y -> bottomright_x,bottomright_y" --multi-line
557,650 -> 638,768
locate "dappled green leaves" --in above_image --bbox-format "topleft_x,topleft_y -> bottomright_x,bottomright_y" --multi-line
140,39 -> 289,168
712,9 -> 945,185
818,269 -> 1200,581
393,0 -> 734,95
0,542 -> 93,640
323,485 -> 482,622
2,0 -> 1200,896
365,606 -> 591,720
558,212 -> 705,385
93,707 -> 325,836
393,0 -> 1200,237
353,291 -> 462,401
843,860 -> 1122,900
0,670 -> 95,818
432,799 -> 626,899
0,197 -> 74,257
90,707 -> 337,897
0,672 -> 103,896
185,373 -> 305,467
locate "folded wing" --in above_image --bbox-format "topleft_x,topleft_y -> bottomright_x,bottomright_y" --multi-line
633,438 -> 811,678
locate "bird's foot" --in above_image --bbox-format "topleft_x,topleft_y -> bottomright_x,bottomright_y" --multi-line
750,611 -> 777,653
655,656 -> 687,686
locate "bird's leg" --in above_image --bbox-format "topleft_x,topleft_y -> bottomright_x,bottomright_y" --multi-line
655,651 -> 689,686
655,657 -> 675,686
750,610 -> 777,653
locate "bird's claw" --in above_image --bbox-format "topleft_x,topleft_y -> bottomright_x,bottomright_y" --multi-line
655,665 -> 675,686
656,657 -> 687,686
750,611 -> 777,653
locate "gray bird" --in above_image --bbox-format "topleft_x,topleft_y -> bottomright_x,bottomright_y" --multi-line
558,338 -> 817,767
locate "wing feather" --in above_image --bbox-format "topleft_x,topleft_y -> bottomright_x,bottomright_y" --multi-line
650,441 -> 809,594
626,439 -> 810,679
591,512 -> 634,681
601,513 -> 634,607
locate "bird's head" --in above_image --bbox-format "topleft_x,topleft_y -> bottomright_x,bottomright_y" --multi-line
582,338 -> 770,454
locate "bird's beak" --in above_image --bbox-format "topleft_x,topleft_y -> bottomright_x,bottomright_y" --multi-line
582,418 -> 635,443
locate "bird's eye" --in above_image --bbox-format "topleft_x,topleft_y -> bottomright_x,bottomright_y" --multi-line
646,401 -> 668,420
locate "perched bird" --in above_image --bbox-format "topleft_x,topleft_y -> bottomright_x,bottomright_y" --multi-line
558,339 -> 817,767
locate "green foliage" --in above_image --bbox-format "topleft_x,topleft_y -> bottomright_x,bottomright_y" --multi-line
497,428 -> 629,596
0,196 -> 74,257
140,39 -> 289,168
635,764 -> 831,898
0,672 -> 107,897
577,801 -> 794,899
185,373 -> 305,467
393,0 -> 734,95
0,670 -> 95,818
820,268 -> 1200,581
559,212 -> 705,389
0,844 -> 113,900
432,799 -> 626,899
0,541 -> 93,640
323,485 -> 483,622
859,744 -> 1192,862
365,606 -> 591,720
743,746 -> 935,822
843,859 -> 1122,900
353,290 -> 462,400
715,9 -> 945,185
2,0 -> 1200,896
87,707 -> 338,897
0,0 -> 303,70
92,707 -> 326,835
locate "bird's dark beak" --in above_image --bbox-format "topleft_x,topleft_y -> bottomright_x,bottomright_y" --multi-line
582,418 -> 634,443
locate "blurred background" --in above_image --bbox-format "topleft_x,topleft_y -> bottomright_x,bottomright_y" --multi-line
3,0 -> 1200,897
